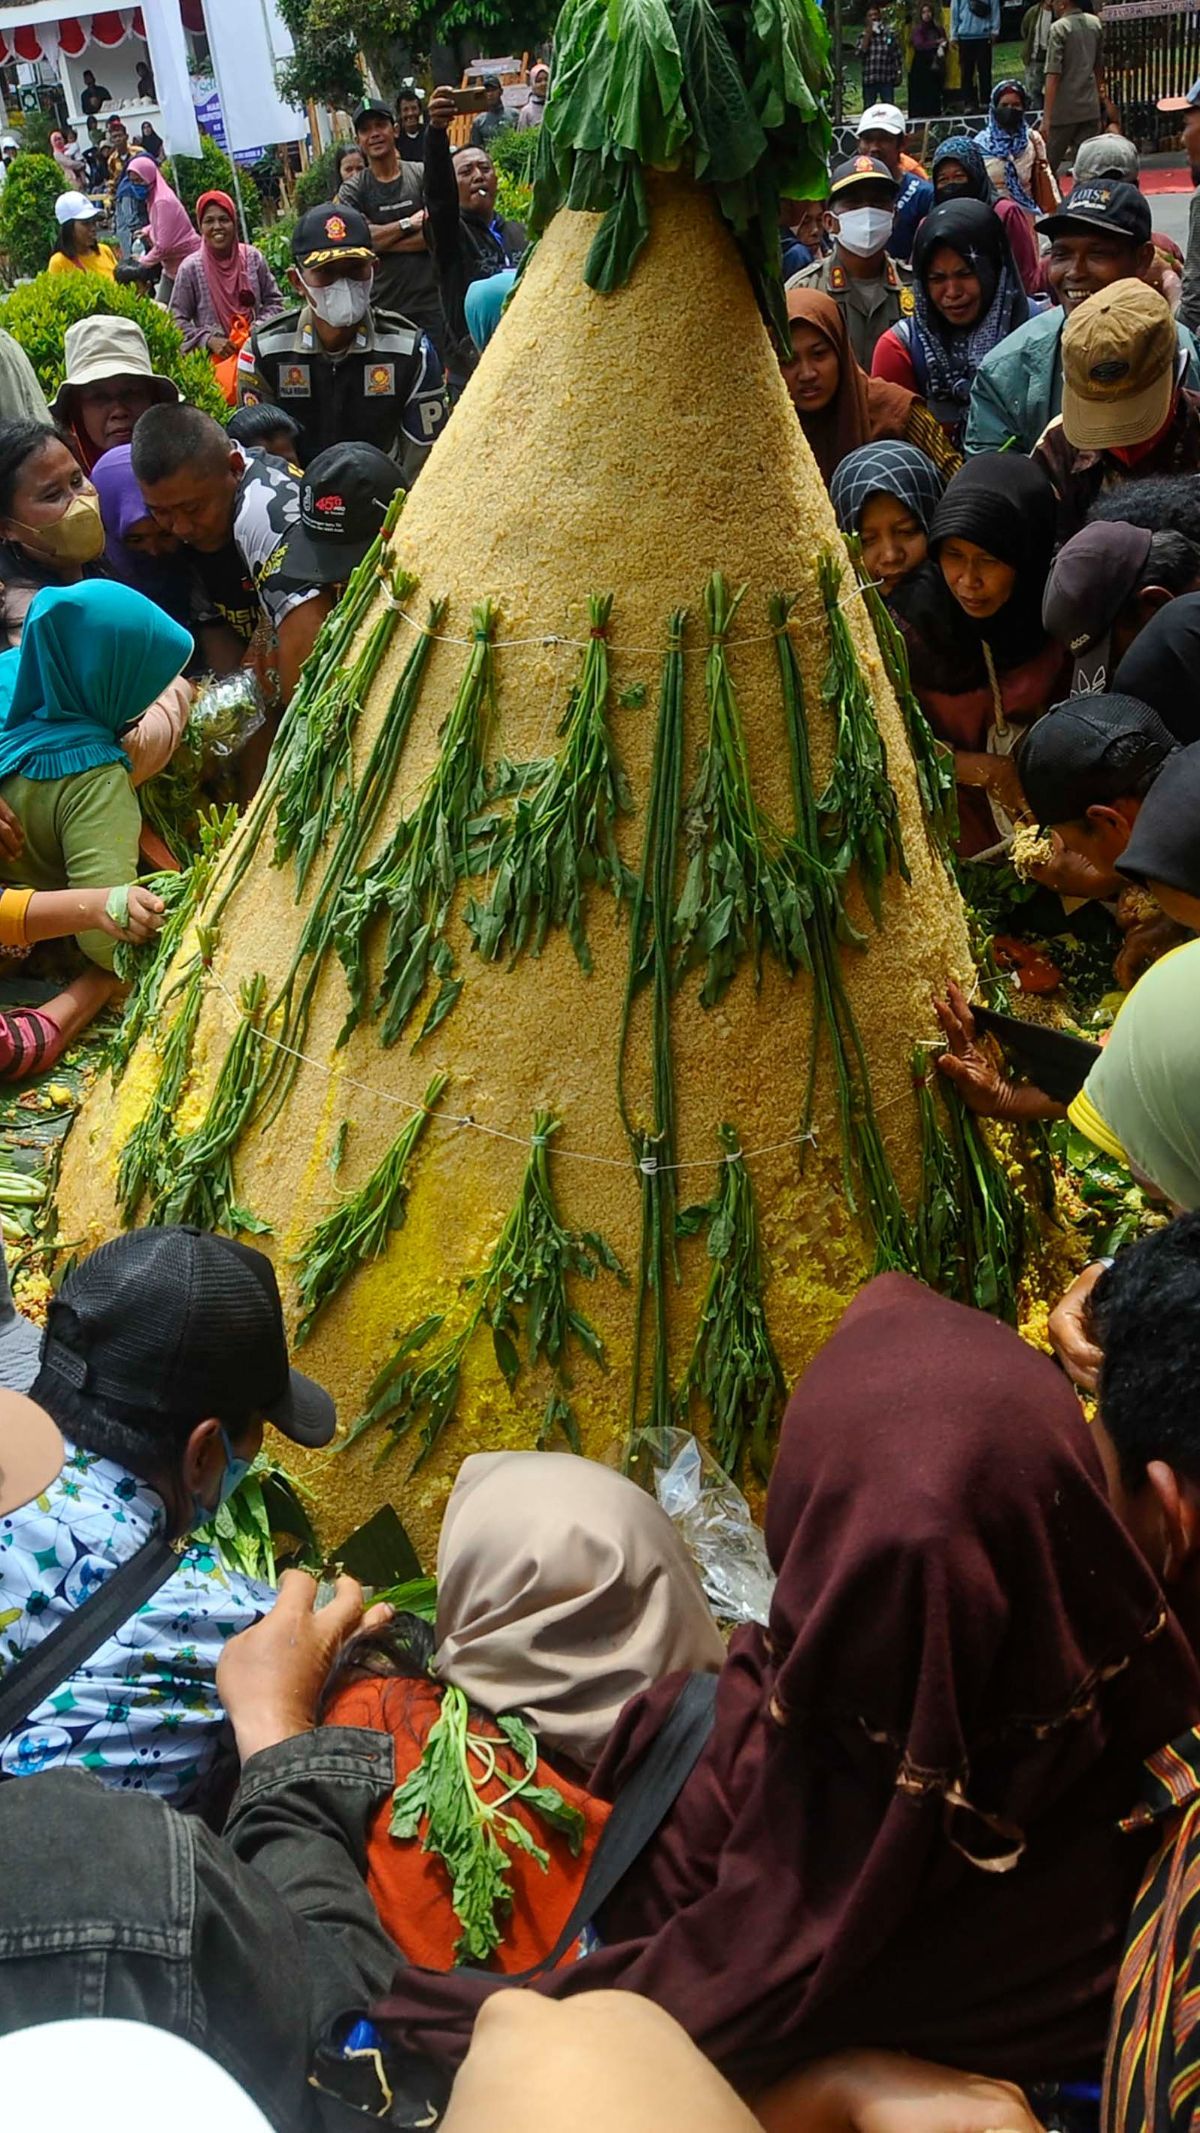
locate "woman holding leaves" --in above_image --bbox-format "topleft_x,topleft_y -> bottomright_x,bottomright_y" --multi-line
319,1451 -> 723,1970
373,1277 -> 1200,2101
890,452 -> 1066,854
0,579 -> 192,970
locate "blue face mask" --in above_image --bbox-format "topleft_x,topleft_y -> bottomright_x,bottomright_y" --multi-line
190,1426 -> 252,1530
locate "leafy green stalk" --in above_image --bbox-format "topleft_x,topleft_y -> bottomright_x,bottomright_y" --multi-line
256,587 -> 444,1124
111,806 -> 238,1074
674,574 -> 812,1005
293,1072 -> 447,1343
348,1113 -> 624,1466
676,1123 -> 785,1480
817,550 -> 908,927
209,515 -> 398,929
115,931 -> 213,1224
466,592 -> 633,971
336,603 -> 497,1051
851,537 -> 958,859
151,973 -> 270,1234
772,600 -> 917,1271
618,617 -> 686,1460
532,0 -> 830,348
273,593 -> 400,893
390,1683 -> 585,1965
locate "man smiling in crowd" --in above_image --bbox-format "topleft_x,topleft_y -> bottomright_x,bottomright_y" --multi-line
967,182 -> 1200,452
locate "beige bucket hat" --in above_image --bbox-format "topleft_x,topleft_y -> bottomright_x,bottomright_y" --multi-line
51,315 -> 178,423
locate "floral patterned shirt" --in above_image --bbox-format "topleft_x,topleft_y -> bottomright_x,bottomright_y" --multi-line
0,1440 -> 273,1802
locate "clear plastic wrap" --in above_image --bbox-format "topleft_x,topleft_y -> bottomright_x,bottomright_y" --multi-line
650,1430 -> 775,1626
184,670 -> 267,768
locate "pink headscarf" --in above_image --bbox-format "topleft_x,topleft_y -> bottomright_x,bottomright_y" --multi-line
127,155 -> 201,275
194,187 -> 252,334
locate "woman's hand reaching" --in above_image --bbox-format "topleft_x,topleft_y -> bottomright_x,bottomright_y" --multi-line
934,982 -> 1067,1124
96,883 -> 166,943
217,1571 -> 394,1765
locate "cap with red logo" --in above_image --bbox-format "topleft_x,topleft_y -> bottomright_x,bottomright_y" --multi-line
282,440 -> 406,586
829,153 -> 900,201
291,201 -> 376,270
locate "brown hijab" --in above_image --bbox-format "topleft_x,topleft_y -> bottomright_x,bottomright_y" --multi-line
375,1277 -> 1200,2088
785,286 -> 917,486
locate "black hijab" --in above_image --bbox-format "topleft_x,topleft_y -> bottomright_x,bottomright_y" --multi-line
1113,594 -> 1200,746
1117,740 -> 1200,896
927,452 -> 1058,669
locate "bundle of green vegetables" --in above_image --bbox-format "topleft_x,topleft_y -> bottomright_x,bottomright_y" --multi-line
531,0 -> 831,346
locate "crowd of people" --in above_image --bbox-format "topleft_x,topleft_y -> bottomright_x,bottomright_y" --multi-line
0,46 -> 1198,2133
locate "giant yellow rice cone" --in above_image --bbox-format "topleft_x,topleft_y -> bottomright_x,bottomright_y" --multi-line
57,176 -> 973,1559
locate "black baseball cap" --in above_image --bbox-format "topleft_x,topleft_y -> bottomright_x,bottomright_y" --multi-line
1018,693 -> 1178,828
829,153 -> 899,201
1042,520 -> 1153,693
281,441 -> 404,585
1037,181 -> 1151,245
292,202 -> 375,271
40,1228 -> 336,1447
354,98 -> 395,128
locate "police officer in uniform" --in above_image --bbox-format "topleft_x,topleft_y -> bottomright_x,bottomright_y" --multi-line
789,155 -> 914,370
237,204 -> 448,487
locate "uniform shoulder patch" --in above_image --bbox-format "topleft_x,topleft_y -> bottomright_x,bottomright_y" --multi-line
899,285 -> 916,314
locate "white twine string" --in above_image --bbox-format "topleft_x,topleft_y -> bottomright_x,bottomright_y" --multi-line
377,575 -> 878,655
209,969 -> 817,1177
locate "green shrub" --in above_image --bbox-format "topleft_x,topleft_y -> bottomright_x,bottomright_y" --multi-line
0,272 -> 228,422
165,131 -> 262,238
258,215 -> 296,278
491,127 -> 538,185
293,145 -> 341,218
496,170 -> 532,228
17,110 -> 59,160
0,154 -> 65,282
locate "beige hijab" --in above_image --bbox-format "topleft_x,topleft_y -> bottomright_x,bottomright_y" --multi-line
434,1451 -> 725,1771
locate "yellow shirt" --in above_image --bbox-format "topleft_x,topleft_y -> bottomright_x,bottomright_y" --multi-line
47,243 -> 118,281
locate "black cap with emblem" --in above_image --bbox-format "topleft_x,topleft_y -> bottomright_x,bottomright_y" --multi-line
292,202 -> 377,271
280,440 -> 405,585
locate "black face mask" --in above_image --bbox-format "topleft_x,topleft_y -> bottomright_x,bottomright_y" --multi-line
994,106 -> 1023,131
937,180 -> 973,201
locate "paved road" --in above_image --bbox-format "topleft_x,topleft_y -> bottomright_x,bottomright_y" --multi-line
1148,184 -> 1192,250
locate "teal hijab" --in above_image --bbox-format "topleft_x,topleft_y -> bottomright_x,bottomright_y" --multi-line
0,580 -> 193,784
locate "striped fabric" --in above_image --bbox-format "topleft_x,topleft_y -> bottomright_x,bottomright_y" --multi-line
1104,1729 -> 1200,2133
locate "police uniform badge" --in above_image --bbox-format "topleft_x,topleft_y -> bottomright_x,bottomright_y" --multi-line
280,362 -> 311,397
365,362 -> 395,397
828,262 -> 847,293
900,286 -> 915,314
325,213 -> 347,243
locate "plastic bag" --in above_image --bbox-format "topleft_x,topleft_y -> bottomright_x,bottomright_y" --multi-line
184,670 -> 266,769
650,1430 -> 775,1627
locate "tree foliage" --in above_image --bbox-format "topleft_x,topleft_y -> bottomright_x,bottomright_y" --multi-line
0,153 -> 63,281
165,131 -> 263,237
276,0 -> 555,109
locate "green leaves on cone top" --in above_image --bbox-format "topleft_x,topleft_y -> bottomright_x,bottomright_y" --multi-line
533,0 -> 831,345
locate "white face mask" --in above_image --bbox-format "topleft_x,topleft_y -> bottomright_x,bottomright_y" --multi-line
835,206 -> 894,258
302,274 -> 371,329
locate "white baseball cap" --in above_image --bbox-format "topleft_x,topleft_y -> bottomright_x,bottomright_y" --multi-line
55,188 -> 100,225
857,102 -> 907,136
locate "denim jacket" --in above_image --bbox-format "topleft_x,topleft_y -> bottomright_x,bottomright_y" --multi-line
0,1727 -> 399,2129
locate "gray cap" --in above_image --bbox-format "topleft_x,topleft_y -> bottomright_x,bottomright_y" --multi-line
1071,134 -> 1139,187
0,1249 -> 44,1395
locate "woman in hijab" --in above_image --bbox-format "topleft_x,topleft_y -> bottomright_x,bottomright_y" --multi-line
930,136 -> 1041,292
1069,937 -> 1200,1211
318,1450 -> 723,1972
124,155 -> 200,299
780,288 -> 959,490
893,452 -> 1066,854
975,78 -> 1057,219
830,440 -> 945,602
1113,593 -> 1200,748
370,1276 -> 1200,2096
48,130 -> 85,185
91,443 -> 194,632
169,190 -> 283,390
871,200 -> 1028,447
907,3 -> 947,116
0,580 -> 192,970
